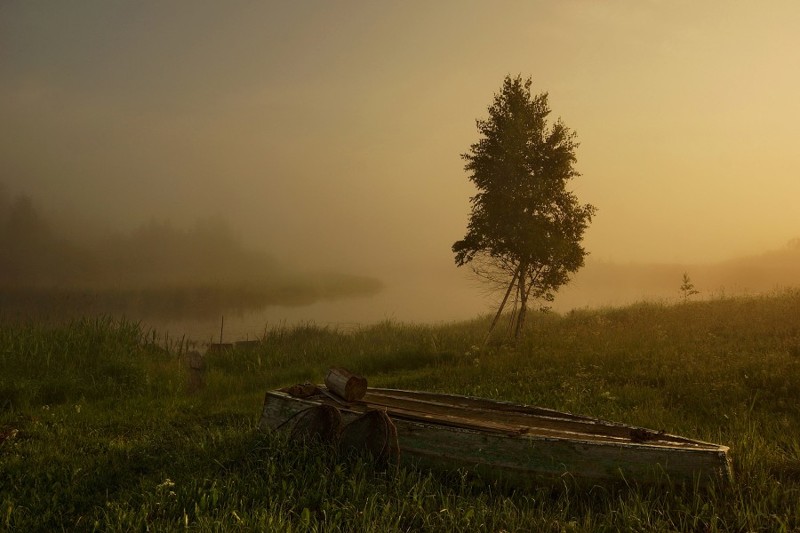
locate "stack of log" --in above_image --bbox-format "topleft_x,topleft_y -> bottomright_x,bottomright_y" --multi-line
280,368 -> 398,463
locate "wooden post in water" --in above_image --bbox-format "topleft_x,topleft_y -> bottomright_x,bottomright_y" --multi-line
186,351 -> 206,393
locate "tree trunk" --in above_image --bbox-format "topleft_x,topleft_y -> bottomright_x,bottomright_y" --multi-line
514,266 -> 529,339
482,266 -> 520,346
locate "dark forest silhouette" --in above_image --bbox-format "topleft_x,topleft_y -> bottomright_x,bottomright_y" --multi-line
0,187 -> 382,319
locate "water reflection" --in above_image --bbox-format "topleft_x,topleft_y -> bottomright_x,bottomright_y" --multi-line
144,271 -> 487,343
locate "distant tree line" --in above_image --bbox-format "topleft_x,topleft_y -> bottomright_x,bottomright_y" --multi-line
0,191 -> 76,287
0,187 -> 379,295
0,189 -> 279,288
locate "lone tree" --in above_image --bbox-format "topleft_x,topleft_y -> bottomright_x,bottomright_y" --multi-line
453,75 -> 595,340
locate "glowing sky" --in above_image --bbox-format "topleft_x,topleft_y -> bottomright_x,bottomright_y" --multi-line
3,0 -> 799,278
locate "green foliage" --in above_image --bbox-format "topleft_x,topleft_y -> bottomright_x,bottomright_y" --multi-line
2,291 -> 800,530
453,75 -> 595,338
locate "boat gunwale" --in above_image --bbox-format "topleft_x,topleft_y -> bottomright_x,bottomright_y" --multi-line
362,389 -> 715,447
262,389 -> 730,454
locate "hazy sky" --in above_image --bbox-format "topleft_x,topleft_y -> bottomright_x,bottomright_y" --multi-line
3,0 -> 799,280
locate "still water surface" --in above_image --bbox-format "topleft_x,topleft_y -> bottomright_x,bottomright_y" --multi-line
144,270 -> 489,343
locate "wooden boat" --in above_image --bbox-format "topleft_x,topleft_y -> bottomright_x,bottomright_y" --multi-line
259,386 -> 732,488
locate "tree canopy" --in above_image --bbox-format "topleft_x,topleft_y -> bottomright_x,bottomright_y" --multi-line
453,75 -> 595,339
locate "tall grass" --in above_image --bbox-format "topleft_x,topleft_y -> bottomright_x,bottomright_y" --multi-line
0,316 -> 175,410
2,290 -> 799,531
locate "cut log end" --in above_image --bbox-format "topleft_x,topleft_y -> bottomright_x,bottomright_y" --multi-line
289,404 -> 343,443
325,367 -> 368,402
339,409 -> 399,463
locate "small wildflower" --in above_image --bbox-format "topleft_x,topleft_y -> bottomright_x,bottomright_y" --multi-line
157,478 -> 176,490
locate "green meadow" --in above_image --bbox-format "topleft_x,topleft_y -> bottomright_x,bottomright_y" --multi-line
2,291 -> 799,531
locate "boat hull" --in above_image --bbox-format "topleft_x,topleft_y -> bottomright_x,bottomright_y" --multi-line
259,388 -> 732,488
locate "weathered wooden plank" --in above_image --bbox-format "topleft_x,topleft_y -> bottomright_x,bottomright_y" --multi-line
361,390 -> 708,447
367,388 -> 594,421
390,417 -> 729,486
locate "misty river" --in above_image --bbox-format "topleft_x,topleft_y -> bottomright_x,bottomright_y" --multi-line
143,270 -> 490,344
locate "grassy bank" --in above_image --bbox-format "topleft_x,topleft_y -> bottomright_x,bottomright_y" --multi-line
2,291 -> 799,531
